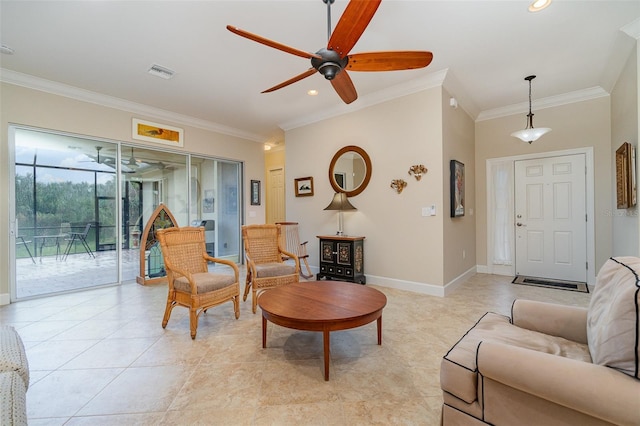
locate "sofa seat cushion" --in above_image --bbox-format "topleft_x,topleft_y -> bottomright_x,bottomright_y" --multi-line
441,312 -> 591,404
0,326 -> 29,388
587,256 -> 640,378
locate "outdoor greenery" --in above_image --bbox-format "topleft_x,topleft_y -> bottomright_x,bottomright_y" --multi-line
15,170 -> 118,259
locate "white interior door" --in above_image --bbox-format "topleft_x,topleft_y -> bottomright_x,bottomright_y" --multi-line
515,154 -> 587,281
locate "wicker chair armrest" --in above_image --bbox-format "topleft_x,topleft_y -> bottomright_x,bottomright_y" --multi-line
164,265 -> 195,292
202,254 -> 240,281
279,249 -> 300,273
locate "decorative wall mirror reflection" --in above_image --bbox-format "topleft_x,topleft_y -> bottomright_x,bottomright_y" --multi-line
329,145 -> 372,197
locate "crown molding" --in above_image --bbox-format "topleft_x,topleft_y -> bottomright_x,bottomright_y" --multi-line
0,68 -> 264,142
280,69 -> 449,131
476,86 -> 609,122
621,17 -> 640,40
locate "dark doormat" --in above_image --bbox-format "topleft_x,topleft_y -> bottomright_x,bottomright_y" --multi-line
512,275 -> 589,293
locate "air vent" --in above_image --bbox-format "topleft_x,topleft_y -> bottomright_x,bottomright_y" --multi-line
148,64 -> 175,79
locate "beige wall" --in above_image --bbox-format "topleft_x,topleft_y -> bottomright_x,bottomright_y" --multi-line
285,87 -> 475,294
475,96 -> 613,275
442,88 -> 476,285
0,83 -> 264,300
611,46 -> 639,256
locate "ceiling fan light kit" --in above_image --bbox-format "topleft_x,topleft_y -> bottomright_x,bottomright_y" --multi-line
227,0 -> 433,104
511,75 -> 551,144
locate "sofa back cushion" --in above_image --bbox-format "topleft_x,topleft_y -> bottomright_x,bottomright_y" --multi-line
587,256 -> 640,378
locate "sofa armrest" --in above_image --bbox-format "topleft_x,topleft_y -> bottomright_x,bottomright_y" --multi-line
511,299 -> 588,344
477,341 -> 640,426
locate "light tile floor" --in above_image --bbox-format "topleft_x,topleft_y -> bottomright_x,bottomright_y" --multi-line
0,271 -> 591,425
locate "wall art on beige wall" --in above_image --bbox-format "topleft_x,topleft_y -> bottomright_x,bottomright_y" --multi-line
295,177 -> 314,197
132,118 -> 184,147
615,142 -> 636,209
450,160 -> 465,217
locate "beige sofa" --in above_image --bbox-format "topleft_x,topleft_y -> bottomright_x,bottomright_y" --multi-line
440,257 -> 640,425
0,326 -> 29,426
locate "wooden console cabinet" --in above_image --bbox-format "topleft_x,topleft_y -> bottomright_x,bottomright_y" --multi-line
316,235 -> 365,284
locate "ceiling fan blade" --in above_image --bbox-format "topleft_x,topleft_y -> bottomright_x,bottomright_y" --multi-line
331,71 -> 358,104
347,51 -> 433,71
328,0 -> 381,58
262,68 -> 318,93
227,25 -> 322,60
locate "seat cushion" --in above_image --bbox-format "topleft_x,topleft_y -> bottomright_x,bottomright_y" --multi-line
255,262 -> 296,278
175,272 -> 236,294
441,312 -> 591,404
587,256 -> 640,378
0,326 -> 29,389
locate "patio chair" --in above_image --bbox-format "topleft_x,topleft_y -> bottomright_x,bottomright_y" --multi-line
156,226 -> 240,339
276,221 -> 313,278
242,224 -> 300,313
16,236 -> 35,264
62,223 -> 95,260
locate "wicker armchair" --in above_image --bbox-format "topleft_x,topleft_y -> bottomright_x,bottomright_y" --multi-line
242,224 -> 300,313
276,222 -> 313,278
156,226 -> 240,339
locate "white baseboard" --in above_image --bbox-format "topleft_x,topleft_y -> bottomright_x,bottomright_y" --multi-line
476,264 -> 513,276
310,266 -> 477,297
0,293 -> 10,306
476,264 -> 489,274
364,274 -> 446,297
443,266 -> 477,296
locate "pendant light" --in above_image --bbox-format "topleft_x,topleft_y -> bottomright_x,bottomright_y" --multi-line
511,75 -> 551,144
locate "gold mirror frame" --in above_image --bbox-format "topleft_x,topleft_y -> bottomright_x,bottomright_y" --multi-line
328,145 -> 372,197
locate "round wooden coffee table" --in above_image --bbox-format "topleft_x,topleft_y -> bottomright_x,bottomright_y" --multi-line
258,280 -> 387,381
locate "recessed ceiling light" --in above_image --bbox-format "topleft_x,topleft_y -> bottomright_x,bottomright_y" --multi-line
264,144 -> 272,151
529,0 -> 551,12
307,89 -> 318,96
148,64 -> 175,79
1,44 -> 15,55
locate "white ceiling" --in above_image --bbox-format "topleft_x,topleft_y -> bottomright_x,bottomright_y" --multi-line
1,1 -> 639,144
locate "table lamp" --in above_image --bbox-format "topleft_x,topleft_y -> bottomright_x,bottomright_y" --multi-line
324,192 -> 357,236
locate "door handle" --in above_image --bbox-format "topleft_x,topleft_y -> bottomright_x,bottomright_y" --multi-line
516,222 -> 526,227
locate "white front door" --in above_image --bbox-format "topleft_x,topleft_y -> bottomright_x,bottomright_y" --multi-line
514,154 -> 587,281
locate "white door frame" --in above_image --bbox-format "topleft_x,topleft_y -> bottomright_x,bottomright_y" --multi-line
485,147 -> 596,284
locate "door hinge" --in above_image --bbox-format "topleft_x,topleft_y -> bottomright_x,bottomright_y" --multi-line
586,262 -> 588,270
585,214 -> 588,222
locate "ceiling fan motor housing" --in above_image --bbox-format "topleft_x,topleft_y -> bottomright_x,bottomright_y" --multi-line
312,48 -> 348,80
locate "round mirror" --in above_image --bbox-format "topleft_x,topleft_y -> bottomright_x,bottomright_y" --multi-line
329,145 -> 372,197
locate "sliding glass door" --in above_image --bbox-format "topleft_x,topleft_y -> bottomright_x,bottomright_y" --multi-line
13,129 -> 119,298
11,126 -> 242,301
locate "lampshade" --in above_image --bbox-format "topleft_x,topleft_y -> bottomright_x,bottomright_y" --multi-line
511,75 -> 551,144
511,127 -> 552,143
324,192 -> 356,236
324,192 -> 357,211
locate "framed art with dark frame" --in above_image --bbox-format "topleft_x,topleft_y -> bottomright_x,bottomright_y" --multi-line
295,176 -> 314,197
251,180 -> 261,206
616,142 -> 637,209
450,160 -> 465,217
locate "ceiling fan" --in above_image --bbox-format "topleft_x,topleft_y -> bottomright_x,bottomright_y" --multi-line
227,0 -> 433,104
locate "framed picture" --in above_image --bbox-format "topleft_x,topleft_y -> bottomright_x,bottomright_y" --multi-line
295,176 -> 314,197
132,118 -> 184,147
616,142 -> 637,209
450,160 -> 465,217
203,189 -> 215,213
251,180 -> 261,206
